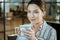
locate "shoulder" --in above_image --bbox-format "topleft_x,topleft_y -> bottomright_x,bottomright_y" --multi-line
42,20 -> 56,32
46,24 -> 57,39
46,24 -> 56,33
42,24 -> 57,40
43,21 -> 56,34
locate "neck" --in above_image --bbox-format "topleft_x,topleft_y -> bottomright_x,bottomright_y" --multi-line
32,21 -> 43,33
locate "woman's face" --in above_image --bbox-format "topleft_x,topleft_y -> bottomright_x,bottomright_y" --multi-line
27,4 -> 44,24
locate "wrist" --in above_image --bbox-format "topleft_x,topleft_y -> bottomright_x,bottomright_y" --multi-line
31,37 -> 37,40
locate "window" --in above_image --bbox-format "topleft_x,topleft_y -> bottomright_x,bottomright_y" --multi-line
0,0 -> 60,40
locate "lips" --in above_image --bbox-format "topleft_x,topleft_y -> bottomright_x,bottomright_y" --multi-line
31,19 -> 35,21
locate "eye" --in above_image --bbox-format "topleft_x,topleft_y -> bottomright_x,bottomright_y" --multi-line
34,11 -> 39,13
27,11 -> 31,13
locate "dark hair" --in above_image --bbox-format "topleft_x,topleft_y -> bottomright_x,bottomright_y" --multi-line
28,0 -> 46,13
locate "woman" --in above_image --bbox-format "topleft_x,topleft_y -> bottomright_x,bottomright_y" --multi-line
16,0 -> 57,40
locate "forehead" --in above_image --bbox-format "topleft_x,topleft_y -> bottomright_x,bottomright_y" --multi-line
28,4 -> 40,11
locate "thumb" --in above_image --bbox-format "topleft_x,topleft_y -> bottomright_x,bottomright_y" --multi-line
32,25 -> 35,30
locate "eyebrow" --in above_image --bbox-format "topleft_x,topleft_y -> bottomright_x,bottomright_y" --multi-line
34,9 -> 39,11
28,9 -> 39,11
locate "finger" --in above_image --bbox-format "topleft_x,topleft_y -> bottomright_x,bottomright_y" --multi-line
24,28 -> 35,34
26,28 -> 32,32
24,34 -> 31,40
24,32 -> 32,38
23,28 -> 35,35
23,30 -> 31,35
32,27 -> 35,30
31,25 -> 35,30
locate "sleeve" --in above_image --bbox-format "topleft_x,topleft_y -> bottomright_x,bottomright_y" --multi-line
36,29 -> 57,40
36,38 -> 46,40
49,29 -> 57,40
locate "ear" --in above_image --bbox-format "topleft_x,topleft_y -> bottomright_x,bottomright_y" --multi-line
43,11 -> 46,17
43,11 -> 46,19
27,13 -> 28,18
42,7 -> 46,16
44,11 -> 46,15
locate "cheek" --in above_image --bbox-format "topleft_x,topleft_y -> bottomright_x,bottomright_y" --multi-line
27,14 -> 31,20
34,14 -> 38,17
39,14 -> 43,21
37,16 -> 40,21
27,14 -> 29,19
35,15 -> 39,21
37,14 -> 43,20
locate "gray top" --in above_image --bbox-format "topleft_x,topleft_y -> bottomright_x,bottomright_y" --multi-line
16,21 -> 57,40
36,21 -> 57,40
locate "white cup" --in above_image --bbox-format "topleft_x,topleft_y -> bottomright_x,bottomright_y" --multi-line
16,24 -> 32,40
20,25 -> 32,36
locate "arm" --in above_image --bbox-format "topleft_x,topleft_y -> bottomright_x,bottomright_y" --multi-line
49,29 -> 57,40
36,38 -> 46,40
36,29 -> 57,40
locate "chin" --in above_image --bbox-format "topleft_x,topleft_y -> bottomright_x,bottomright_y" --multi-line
31,21 -> 38,24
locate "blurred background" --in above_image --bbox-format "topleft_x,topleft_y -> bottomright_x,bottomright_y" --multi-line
0,0 -> 60,40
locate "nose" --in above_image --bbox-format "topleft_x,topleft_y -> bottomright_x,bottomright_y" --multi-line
31,13 -> 34,18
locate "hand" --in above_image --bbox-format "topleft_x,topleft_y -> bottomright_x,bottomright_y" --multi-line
23,28 -> 37,40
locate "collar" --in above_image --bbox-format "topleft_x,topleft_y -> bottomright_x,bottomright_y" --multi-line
39,20 -> 47,31
38,20 -> 46,31
36,20 -> 47,37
